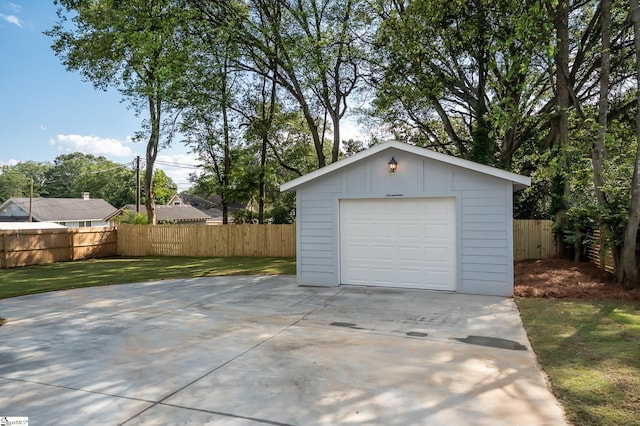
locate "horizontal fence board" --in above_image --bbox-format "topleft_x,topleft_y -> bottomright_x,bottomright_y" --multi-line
588,228 -> 615,273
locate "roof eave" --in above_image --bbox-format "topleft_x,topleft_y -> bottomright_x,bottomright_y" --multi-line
280,141 -> 531,192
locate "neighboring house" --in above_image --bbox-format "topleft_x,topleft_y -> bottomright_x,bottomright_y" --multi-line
0,194 -> 117,228
280,140 -> 531,297
107,204 -> 215,225
167,194 -> 185,206
167,193 -> 247,223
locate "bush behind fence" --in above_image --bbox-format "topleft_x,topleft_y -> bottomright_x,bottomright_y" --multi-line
1,220 -> 555,268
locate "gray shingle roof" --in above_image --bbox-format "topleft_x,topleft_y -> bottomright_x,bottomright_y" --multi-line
0,197 -> 118,222
118,204 -> 214,222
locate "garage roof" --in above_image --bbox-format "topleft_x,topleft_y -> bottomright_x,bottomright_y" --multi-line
281,141 -> 531,192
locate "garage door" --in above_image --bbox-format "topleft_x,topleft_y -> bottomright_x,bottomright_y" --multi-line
340,198 -> 456,290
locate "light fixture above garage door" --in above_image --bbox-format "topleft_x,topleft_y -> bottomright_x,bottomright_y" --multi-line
387,157 -> 398,173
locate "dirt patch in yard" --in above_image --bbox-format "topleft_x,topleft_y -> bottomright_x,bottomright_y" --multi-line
515,257 -> 640,301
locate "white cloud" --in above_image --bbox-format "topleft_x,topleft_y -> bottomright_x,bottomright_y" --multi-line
51,134 -> 133,158
7,3 -> 21,13
40,125 -> 47,131
0,159 -> 19,168
0,13 -> 22,27
156,153 -> 199,191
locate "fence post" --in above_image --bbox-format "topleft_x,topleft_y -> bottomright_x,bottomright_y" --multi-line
1,233 -> 6,268
69,230 -> 75,262
599,229 -> 606,271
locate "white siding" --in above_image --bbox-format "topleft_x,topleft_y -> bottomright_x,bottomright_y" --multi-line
454,169 -> 513,296
295,177 -> 341,286
293,148 -> 515,296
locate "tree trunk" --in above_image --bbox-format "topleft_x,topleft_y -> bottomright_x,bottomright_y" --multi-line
258,62 -> 278,224
331,111 -> 341,164
469,7 -> 494,166
594,0 -> 618,277
222,52 -> 231,225
259,133 -> 267,224
256,0 -> 326,169
299,92 -> 325,168
222,101 -> 230,225
593,0 -> 610,208
552,0 -> 571,258
620,0 -> 640,288
145,95 -> 160,226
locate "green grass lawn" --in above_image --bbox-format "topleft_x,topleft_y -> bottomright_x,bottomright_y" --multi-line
517,298 -> 640,426
0,256 -> 296,300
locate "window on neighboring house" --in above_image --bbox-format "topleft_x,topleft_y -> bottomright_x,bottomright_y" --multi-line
78,221 -> 92,227
174,201 -> 181,206
57,221 -> 66,226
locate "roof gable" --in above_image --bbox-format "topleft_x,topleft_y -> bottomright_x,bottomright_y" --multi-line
280,141 -> 531,192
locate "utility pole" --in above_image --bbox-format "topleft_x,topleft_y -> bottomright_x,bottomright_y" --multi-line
135,156 -> 141,213
28,178 -> 33,222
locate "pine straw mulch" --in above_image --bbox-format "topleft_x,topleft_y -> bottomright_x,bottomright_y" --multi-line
515,257 -> 640,301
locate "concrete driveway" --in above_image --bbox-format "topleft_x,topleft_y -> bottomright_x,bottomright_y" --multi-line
0,276 -> 566,425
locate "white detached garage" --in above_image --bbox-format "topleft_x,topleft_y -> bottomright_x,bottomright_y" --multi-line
280,141 -> 530,297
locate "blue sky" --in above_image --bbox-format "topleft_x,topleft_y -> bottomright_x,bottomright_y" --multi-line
0,1 -> 198,189
0,1 -> 364,191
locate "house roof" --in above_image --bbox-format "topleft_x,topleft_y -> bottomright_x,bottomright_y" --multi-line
109,204 -> 214,222
177,193 -> 247,211
280,141 -> 531,192
0,197 -> 118,222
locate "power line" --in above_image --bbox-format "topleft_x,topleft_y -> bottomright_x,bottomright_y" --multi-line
155,159 -> 200,169
0,158 -> 194,198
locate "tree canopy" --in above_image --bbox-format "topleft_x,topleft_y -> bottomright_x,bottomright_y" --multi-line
43,0 -> 640,287
0,153 -> 177,209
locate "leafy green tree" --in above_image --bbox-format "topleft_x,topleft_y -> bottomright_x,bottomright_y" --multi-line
371,0 -> 553,165
190,0 -> 369,168
179,14 -> 239,224
274,0 -> 369,165
84,164 -> 137,208
42,153 -> 136,207
47,0 -> 191,224
0,161 -> 51,202
620,0 -> 640,287
45,153 -> 104,198
0,166 -> 28,202
150,169 -> 178,205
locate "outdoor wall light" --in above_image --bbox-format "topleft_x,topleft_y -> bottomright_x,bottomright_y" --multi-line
388,157 -> 398,173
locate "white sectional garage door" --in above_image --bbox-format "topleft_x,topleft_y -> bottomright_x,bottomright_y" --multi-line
340,198 -> 456,290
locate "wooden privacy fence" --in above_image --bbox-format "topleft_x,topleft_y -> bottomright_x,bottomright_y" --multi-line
0,227 -> 117,268
1,220 -> 554,268
513,219 -> 557,261
117,224 -> 296,258
120,221 -> 550,260
588,228 -> 615,273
